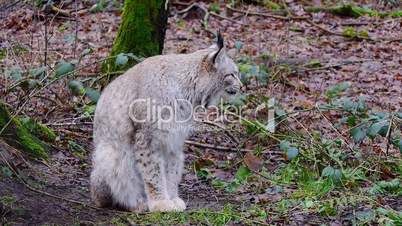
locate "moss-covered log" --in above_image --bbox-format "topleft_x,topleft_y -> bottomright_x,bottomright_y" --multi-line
102,0 -> 168,74
305,4 -> 402,18
0,102 -> 51,158
20,117 -> 57,143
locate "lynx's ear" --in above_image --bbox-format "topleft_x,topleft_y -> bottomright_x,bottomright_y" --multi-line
213,32 -> 224,63
207,31 -> 225,67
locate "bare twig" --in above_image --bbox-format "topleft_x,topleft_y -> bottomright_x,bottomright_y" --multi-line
225,5 -> 401,42
0,56 -> 118,136
177,2 -> 203,14
55,128 -> 91,138
47,121 -> 93,127
340,21 -> 369,26
210,12 -> 244,24
297,59 -> 368,72
385,113 -> 395,155
178,2 -> 243,26
304,19 -> 400,42
225,110 -> 282,142
185,140 -> 282,155
43,3 -> 71,17
201,120 -> 240,144
185,140 -> 249,152
226,4 -> 308,20
305,19 -> 373,41
73,0 -> 78,58
44,13 -> 48,68
249,168 -> 272,181
177,3 -> 213,34
47,115 -> 93,124
172,1 -> 194,7
315,104 -> 354,156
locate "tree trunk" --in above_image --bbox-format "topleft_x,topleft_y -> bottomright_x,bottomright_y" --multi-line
0,102 -> 56,159
102,0 -> 169,74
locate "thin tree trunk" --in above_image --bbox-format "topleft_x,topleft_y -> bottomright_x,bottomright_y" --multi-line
102,0 -> 169,74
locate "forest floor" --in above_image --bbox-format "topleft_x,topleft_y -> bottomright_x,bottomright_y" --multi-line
0,0 -> 401,225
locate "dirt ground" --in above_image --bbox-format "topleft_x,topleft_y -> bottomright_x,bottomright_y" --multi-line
0,0 -> 401,225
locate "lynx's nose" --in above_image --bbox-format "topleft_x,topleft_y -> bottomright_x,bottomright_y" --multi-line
225,83 -> 241,95
223,72 -> 242,95
226,88 -> 238,95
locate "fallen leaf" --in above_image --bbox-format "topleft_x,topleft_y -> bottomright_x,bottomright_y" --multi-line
243,152 -> 263,172
395,72 -> 402,81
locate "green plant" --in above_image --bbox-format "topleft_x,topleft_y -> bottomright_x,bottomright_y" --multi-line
107,204 -> 268,225
68,140 -> 87,159
209,1 -> 221,14
0,195 -> 17,220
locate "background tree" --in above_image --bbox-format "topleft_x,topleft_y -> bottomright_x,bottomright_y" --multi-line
102,0 -> 169,74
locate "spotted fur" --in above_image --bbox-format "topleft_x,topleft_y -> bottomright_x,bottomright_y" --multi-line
91,36 -> 241,212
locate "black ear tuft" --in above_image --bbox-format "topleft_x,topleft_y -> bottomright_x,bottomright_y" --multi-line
213,31 -> 224,64
217,30 -> 224,50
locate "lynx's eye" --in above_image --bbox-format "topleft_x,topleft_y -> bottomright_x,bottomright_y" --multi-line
224,73 -> 235,81
225,73 -> 236,78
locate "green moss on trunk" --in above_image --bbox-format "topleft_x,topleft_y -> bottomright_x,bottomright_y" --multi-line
102,0 -> 168,75
0,102 -> 50,158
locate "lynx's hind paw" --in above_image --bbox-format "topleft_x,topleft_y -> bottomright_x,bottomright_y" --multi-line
148,199 -> 185,212
171,197 -> 186,211
129,202 -> 148,213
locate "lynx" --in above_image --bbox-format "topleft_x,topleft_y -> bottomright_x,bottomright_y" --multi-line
90,33 -> 241,212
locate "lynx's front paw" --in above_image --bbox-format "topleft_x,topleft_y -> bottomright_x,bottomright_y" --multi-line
129,202 -> 148,213
148,199 -> 184,212
171,197 -> 186,210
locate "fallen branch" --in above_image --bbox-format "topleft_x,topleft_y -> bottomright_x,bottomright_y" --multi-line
340,21 -> 369,26
201,120 -> 240,144
178,3 -> 243,25
172,1 -> 195,7
305,19 -> 373,41
184,140 -> 282,155
210,11 -> 244,24
226,5 -> 401,42
185,140 -> 247,152
315,104 -> 354,157
385,112 -> 395,155
177,3 -> 213,34
43,4 -> 71,17
306,20 -> 401,42
46,121 -> 93,127
296,59 -> 368,72
226,4 -> 308,20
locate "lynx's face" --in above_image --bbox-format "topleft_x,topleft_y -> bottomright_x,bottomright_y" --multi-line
203,33 -> 242,107
217,56 -> 242,96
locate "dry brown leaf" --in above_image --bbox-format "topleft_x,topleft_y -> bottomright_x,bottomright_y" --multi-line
194,157 -> 214,171
243,152 -> 263,172
395,73 -> 402,81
